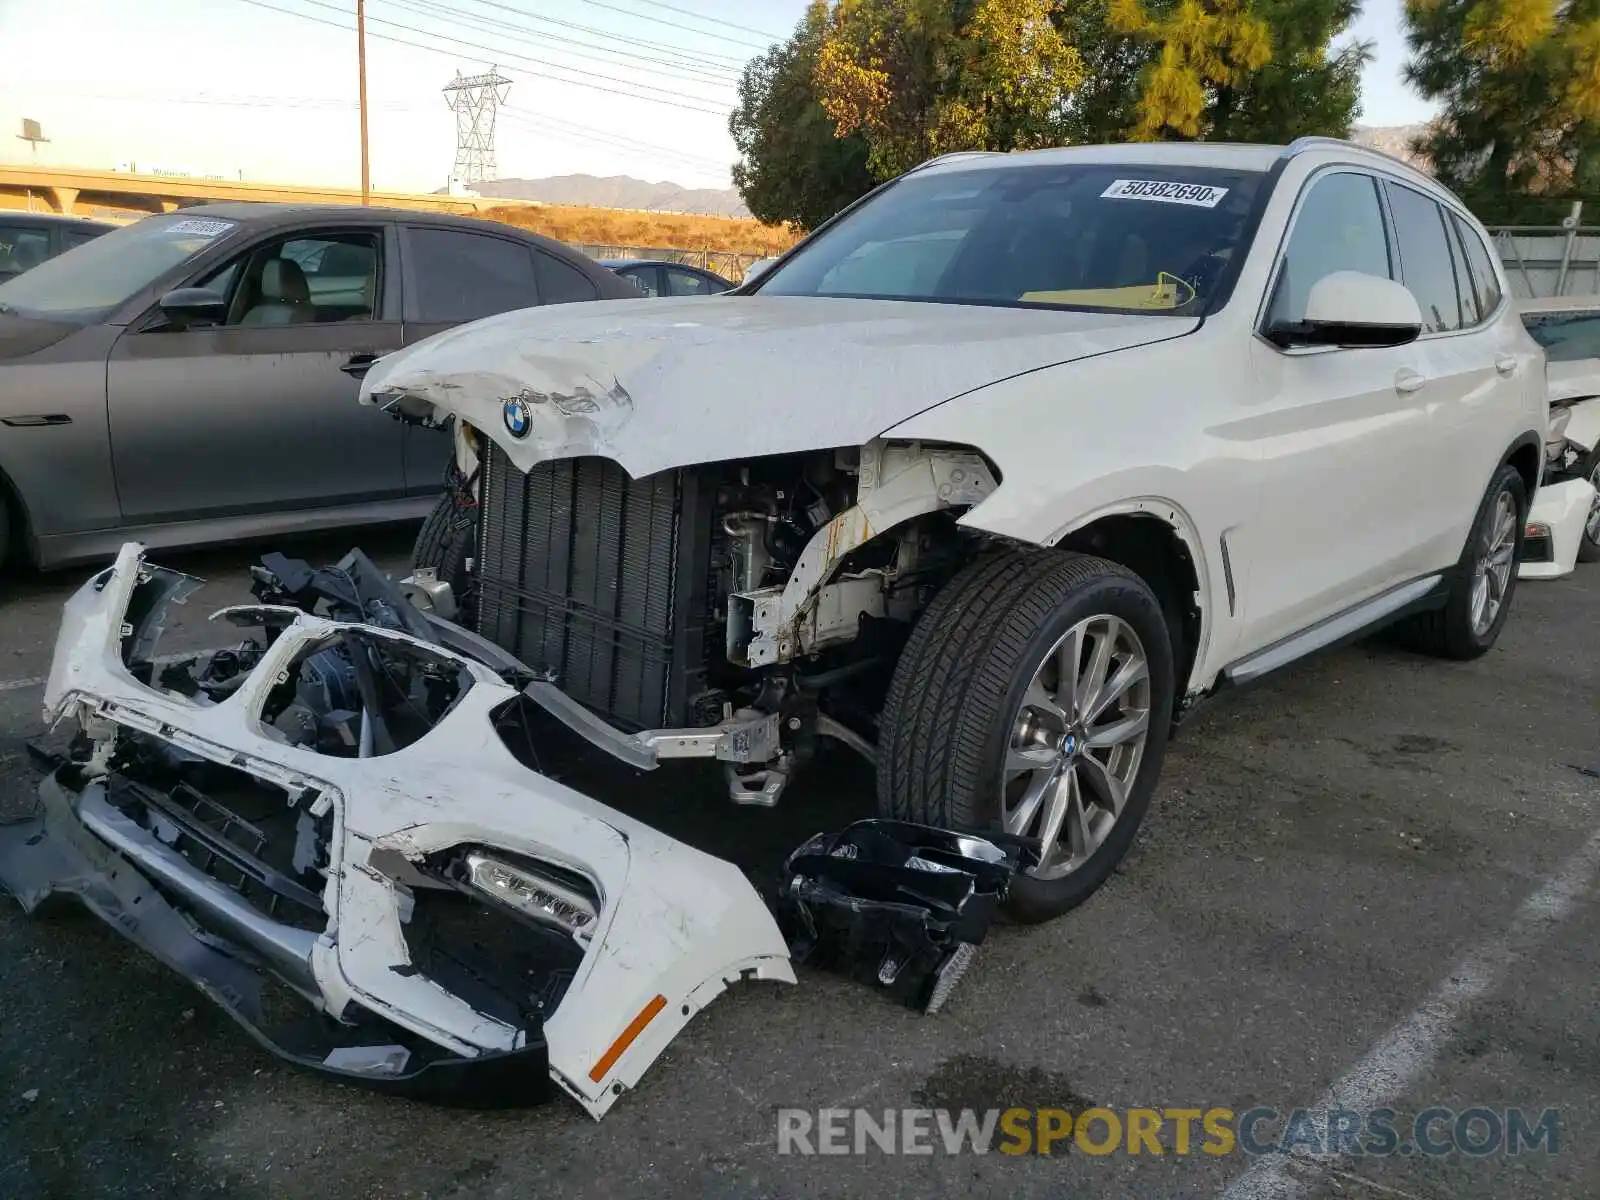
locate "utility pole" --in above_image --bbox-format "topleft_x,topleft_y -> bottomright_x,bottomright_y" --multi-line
357,0 -> 371,203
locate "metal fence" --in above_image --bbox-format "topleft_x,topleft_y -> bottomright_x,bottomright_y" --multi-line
1487,202 -> 1600,299
573,243 -> 772,283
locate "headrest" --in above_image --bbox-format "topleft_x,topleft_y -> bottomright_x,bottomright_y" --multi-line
260,258 -> 310,303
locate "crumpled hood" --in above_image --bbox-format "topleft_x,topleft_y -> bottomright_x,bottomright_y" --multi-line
361,295 -> 1195,476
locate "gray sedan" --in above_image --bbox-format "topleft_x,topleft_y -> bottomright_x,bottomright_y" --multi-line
0,203 -> 637,569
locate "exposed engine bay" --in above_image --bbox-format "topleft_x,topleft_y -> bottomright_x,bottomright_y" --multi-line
425,433 -> 1000,806
0,542 -> 1028,1116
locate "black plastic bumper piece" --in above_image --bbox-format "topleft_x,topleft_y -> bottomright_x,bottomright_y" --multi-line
0,769 -> 551,1109
774,819 -> 1033,1014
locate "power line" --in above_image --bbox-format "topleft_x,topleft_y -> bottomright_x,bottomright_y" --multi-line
499,106 -> 727,173
290,0 -> 731,106
382,0 -> 740,87
230,0 -> 731,114
584,0 -> 783,42
399,0 -> 749,70
567,0 -> 775,50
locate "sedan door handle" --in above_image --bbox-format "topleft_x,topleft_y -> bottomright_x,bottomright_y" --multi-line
1394,368 -> 1428,394
1495,354 -> 1519,376
340,353 -> 380,379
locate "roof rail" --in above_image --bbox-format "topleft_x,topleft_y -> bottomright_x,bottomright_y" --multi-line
1282,134 -> 1424,175
910,150 -> 1005,173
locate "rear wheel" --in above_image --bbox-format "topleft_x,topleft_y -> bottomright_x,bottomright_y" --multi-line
1577,447 -> 1600,564
0,495 -> 10,572
411,491 -> 477,625
1397,463 -> 1527,659
877,549 -> 1175,923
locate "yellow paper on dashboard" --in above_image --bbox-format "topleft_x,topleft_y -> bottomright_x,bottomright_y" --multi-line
1020,271 -> 1196,310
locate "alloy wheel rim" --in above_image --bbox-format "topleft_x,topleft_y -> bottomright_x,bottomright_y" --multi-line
1470,490 -> 1517,636
1001,614 -> 1151,881
1587,462 -> 1600,546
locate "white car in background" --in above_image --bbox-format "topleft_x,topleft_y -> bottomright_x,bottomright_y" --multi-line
1518,296 -> 1600,577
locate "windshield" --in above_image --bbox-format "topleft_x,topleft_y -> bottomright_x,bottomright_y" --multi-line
1523,309 -> 1600,363
0,213 -> 238,322
755,162 -> 1266,315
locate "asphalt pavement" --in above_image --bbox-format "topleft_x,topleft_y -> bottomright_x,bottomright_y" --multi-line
0,528 -> 1595,1199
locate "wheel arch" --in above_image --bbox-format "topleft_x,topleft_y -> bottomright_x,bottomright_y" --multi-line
1052,505 -> 1207,699
0,456 -> 37,567
1503,430 -> 1543,498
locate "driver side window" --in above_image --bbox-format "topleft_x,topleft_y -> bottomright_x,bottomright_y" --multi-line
200,231 -> 382,327
1266,172 -> 1393,329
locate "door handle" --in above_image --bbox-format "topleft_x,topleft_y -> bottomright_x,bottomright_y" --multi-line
340,353 -> 380,379
1394,368 -> 1428,394
1495,354 -> 1518,376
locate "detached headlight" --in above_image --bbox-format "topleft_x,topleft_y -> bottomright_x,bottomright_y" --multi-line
462,850 -> 600,941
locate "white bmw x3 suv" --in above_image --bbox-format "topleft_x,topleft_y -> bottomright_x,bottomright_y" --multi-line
363,136 -> 1547,924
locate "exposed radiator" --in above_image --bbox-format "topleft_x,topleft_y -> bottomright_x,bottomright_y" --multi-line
476,444 -> 711,731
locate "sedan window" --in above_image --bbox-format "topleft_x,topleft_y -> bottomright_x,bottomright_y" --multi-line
0,212 -> 237,322
408,228 -> 539,321
0,225 -> 53,277
193,232 -> 381,327
665,267 -> 717,295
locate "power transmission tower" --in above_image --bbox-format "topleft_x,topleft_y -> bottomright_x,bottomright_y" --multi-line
443,69 -> 511,185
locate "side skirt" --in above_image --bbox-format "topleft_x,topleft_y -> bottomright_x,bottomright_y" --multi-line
1173,570 -> 1453,730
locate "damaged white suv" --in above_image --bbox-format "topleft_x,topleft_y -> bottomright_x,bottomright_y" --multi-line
4,139 -> 1545,1115
387,138 -> 1544,917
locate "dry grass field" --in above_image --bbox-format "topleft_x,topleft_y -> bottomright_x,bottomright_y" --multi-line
481,203 -> 799,256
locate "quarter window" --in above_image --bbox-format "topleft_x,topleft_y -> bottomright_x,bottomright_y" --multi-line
1386,183 -> 1466,334
534,250 -> 600,304
1266,172 -> 1392,329
1449,212 -> 1503,323
409,228 -> 539,322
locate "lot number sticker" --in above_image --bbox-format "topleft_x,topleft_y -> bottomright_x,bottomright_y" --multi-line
1101,179 -> 1229,208
165,218 -> 236,238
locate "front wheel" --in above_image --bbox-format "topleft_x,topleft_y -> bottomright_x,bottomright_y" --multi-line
876,550 -> 1176,924
411,490 -> 478,626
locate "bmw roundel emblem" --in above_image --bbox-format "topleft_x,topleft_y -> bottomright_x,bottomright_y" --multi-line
503,396 -> 532,439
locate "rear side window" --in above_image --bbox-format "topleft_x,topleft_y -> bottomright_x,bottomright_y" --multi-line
666,267 -> 717,295
1449,212 -> 1503,322
534,250 -> 600,304
1386,183 -> 1466,333
408,228 -> 539,322
0,224 -> 52,275
1266,171 -> 1392,328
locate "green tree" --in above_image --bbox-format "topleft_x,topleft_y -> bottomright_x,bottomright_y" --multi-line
1403,0 -> 1600,216
729,2 -> 875,230
812,0 -> 1087,178
1108,0 -> 1369,141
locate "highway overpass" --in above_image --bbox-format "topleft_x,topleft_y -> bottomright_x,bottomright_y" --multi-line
0,164 -> 533,221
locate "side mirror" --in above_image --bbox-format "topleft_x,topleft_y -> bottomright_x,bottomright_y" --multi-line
157,286 -> 226,329
1267,271 -> 1423,349
743,257 -> 777,285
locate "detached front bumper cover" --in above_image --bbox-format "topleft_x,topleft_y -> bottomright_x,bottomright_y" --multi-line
0,543 -> 795,1119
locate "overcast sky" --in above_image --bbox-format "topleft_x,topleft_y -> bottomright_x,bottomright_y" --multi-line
0,0 -> 1435,194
